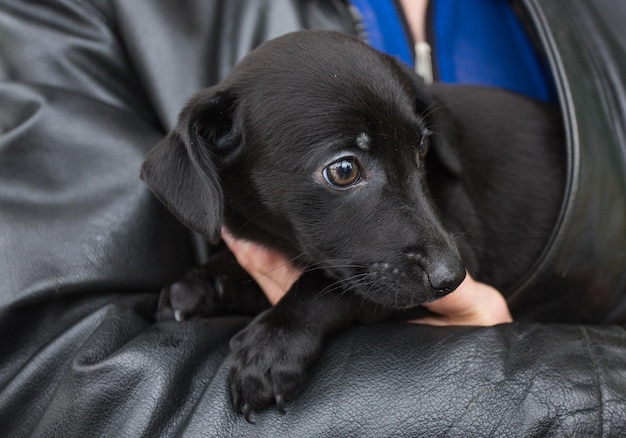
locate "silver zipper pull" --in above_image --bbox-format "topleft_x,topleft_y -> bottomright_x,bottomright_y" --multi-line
415,41 -> 433,85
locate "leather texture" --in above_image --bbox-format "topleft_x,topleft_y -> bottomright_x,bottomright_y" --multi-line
0,0 -> 625,436
508,0 -> 626,324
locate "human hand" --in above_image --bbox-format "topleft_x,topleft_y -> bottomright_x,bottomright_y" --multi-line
410,272 -> 513,326
222,227 -> 301,305
222,227 -> 512,325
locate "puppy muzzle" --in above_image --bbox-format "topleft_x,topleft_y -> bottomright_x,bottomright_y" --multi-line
363,249 -> 465,308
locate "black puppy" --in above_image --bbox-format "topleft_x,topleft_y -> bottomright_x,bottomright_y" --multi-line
141,30 -> 564,420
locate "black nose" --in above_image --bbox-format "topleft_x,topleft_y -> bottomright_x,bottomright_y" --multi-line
404,245 -> 466,297
427,262 -> 466,295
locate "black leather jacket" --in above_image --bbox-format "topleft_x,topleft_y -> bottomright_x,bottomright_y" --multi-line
1,0 -> 625,436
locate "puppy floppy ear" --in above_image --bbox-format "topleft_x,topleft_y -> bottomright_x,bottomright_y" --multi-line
390,57 -> 463,176
424,92 -> 463,177
141,88 -> 240,244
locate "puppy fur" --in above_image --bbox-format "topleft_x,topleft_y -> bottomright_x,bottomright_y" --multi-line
141,30 -> 565,420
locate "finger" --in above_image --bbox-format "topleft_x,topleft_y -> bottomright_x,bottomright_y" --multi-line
222,227 -> 301,305
412,272 -> 513,326
421,272 -> 478,316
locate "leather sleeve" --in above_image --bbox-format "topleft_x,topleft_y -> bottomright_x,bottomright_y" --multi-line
0,1 -> 625,437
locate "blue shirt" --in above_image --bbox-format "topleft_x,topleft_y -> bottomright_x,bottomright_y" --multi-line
349,0 -> 558,104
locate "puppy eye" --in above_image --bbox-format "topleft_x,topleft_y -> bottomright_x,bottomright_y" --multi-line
323,157 -> 361,189
418,130 -> 431,159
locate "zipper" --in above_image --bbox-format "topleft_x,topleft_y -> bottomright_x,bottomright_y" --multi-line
349,0 -> 437,84
414,41 -> 433,85
393,0 -> 436,85
418,0 -> 438,85
347,3 -> 369,44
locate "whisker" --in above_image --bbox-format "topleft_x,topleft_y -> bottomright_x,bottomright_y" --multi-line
314,272 -> 377,299
422,100 -> 454,121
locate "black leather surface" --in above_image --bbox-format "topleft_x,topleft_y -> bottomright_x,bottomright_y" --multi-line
508,0 -> 626,324
1,0 -> 625,436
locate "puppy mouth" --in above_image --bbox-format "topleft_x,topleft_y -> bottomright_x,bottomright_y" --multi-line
345,260 -> 464,309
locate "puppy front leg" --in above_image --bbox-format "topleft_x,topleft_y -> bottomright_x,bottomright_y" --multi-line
156,248 -> 270,321
228,270 -> 383,421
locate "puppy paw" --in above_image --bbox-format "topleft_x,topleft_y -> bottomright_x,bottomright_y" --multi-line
229,309 -> 322,421
156,267 -> 227,322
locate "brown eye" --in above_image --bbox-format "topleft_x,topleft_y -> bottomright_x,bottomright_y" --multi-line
323,157 -> 361,189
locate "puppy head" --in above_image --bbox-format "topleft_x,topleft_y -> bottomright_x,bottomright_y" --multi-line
142,30 -> 465,308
